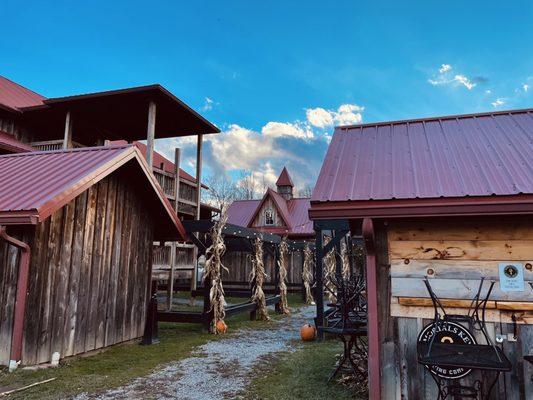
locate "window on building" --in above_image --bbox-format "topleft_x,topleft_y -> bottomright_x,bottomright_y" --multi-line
265,208 -> 274,225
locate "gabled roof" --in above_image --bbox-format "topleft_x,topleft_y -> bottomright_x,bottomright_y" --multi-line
226,191 -> 313,237
0,76 -> 46,112
276,167 -> 294,187
109,140 -> 207,188
0,145 -> 186,240
0,130 -> 34,153
21,84 -> 220,141
310,108 -> 533,219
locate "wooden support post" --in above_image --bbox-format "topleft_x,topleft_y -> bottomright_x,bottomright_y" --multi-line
202,270 -> 212,332
167,148 -> 181,310
190,135 -> 203,293
141,281 -> 159,345
362,218 -> 381,400
62,110 -> 72,149
315,229 -> 324,339
195,134 -> 203,220
146,101 -> 156,169
173,148 -> 181,213
166,244 -> 176,311
273,246 -> 281,313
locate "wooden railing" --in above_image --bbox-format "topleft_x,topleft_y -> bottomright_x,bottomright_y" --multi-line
30,140 -> 84,151
152,168 -> 198,204
153,243 -> 196,270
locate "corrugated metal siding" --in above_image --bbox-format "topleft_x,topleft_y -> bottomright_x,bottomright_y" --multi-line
0,145 -> 131,211
312,109 -> 533,203
0,76 -> 45,111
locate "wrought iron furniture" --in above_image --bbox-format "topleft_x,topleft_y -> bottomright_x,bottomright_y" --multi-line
417,278 -> 512,399
320,273 -> 367,382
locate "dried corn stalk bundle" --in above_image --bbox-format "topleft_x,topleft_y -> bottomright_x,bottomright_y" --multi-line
341,241 -> 350,280
302,243 -> 314,304
249,236 -> 270,320
203,213 -> 229,333
323,236 -> 337,303
277,237 -> 290,314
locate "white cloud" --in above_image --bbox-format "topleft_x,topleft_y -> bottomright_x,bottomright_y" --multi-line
428,64 -> 476,90
523,84 -> 529,92
306,107 -> 334,128
201,97 -> 215,111
485,89 -> 492,94
335,104 -> 364,125
306,103 -> 364,128
453,74 -> 476,90
439,64 -> 452,74
491,98 -> 506,108
261,121 -> 314,140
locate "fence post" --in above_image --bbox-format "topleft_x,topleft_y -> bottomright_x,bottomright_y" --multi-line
141,280 -> 159,345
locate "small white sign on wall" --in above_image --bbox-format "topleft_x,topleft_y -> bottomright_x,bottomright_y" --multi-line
499,263 -> 525,292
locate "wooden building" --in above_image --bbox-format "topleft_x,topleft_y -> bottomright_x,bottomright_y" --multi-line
310,109 -> 533,399
226,167 -> 314,285
0,145 -> 187,369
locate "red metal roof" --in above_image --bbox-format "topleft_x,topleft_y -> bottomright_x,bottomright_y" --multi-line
227,193 -> 313,237
109,140 -> 205,186
276,167 -> 294,187
0,130 -> 34,153
0,76 -> 45,112
0,145 -> 186,240
311,109 -> 533,215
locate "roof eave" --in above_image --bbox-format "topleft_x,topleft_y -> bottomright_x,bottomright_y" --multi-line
308,195 -> 533,220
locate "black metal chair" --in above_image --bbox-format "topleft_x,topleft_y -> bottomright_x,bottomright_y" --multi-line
417,278 -> 512,399
320,274 -> 367,382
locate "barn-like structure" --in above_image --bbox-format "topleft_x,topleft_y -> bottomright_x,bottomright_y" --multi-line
0,145 -> 186,369
0,75 -> 219,369
226,167 -> 314,288
310,109 -> 533,399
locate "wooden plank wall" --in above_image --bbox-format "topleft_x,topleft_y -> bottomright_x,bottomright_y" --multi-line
387,217 -> 533,399
252,198 -> 287,228
0,115 -> 35,144
0,239 -> 20,365
221,249 -> 303,285
0,172 -> 155,366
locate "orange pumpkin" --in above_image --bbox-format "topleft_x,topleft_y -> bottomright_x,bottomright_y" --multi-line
216,319 -> 227,334
300,324 -> 316,341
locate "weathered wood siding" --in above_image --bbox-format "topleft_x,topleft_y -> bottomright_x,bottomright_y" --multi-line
252,198 -> 286,228
386,217 -> 533,399
0,172 -> 154,366
222,249 -> 303,285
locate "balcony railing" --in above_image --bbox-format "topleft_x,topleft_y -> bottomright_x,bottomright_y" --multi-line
30,140 -> 84,152
152,167 -> 198,204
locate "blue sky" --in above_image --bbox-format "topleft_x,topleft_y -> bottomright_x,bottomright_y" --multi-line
2,1 -> 532,192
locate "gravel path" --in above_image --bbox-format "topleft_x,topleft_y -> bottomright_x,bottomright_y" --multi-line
74,305 -> 315,400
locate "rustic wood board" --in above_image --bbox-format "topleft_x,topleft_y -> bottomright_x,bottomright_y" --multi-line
388,219 -> 533,241
389,240 -> 533,261
391,259 -> 533,280
392,277 -> 533,301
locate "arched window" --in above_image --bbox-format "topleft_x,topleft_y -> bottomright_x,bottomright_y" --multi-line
265,208 -> 274,225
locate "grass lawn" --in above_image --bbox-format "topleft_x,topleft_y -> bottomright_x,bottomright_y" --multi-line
0,293 -> 307,399
245,340 -> 365,400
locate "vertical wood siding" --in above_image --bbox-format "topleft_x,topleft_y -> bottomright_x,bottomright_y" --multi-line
387,217 -> 533,399
221,249 -> 303,285
0,172 -> 155,366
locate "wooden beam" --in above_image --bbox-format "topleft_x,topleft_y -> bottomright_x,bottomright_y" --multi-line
146,101 -> 156,169
195,134 -> 203,219
63,110 -> 73,149
362,218 -> 381,400
173,148 -> 181,213
167,148 -> 181,310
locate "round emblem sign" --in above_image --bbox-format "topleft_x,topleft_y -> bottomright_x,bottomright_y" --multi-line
418,321 -> 477,379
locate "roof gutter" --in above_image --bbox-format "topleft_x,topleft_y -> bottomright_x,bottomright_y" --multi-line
0,226 -> 31,372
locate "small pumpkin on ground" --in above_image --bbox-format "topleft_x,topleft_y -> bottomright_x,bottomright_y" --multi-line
216,319 -> 228,334
300,324 -> 316,341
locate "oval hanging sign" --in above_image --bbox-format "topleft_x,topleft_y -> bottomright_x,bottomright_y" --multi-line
417,321 -> 477,379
